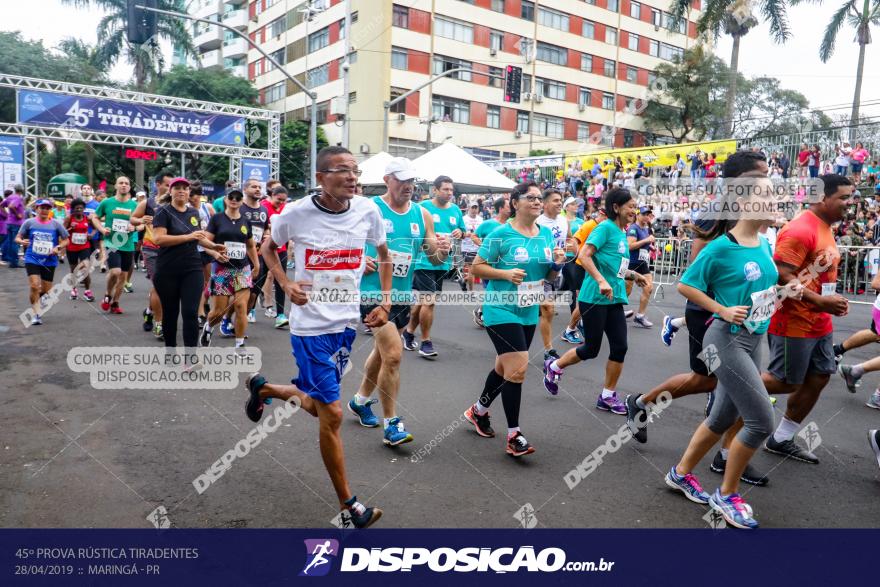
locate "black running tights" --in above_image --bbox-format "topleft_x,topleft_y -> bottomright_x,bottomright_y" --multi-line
154,269 -> 204,348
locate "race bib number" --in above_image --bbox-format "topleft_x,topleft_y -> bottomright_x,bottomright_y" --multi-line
313,271 -> 358,304
71,232 -> 87,245
111,218 -> 129,233
517,280 -> 543,308
617,257 -> 629,279
745,287 -> 778,331
251,225 -> 264,242
821,283 -> 836,297
390,250 -> 412,278
638,248 -> 650,262
225,241 -> 246,260
32,240 -> 53,256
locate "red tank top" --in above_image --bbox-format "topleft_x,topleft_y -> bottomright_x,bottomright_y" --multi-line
67,216 -> 92,252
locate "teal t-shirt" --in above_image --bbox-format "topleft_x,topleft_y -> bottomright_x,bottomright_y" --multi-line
578,220 -> 629,305
475,218 -> 502,240
213,196 -> 225,214
566,216 -> 584,258
479,223 -> 555,327
680,235 -> 779,334
414,200 -> 464,271
361,197 -> 425,305
94,196 -> 138,252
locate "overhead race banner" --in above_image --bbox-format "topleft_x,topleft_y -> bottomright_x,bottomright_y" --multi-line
0,135 -> 24,192
17,90 -> 246,146
565,139 -> 738,170
241,158 -> 271,192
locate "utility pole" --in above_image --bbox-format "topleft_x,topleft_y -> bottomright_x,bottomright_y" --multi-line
341,0 -> 352,149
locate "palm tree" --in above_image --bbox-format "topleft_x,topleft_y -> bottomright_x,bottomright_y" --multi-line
670,0 -> 791,136
59,0 -> 197,91
792,0 -> 880,139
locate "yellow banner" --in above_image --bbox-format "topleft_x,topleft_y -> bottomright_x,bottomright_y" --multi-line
564,139 -> 738,171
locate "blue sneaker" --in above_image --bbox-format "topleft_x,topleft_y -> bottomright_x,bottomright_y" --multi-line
247,309 -> 256,324
664,467 -> 710,504
543,358 -> 563,395
348,397 -> 379,427
709,489 -> 759,529
561,328 -> 583,344
383,417 -> 413,446
418,340 -> 437,359
219,316 -> 234,337
401,329 -> 417,351
660,315 -> 679,347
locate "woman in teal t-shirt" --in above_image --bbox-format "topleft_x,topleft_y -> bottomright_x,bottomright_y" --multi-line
542,188 -> 648,414
464,181 -> 565,459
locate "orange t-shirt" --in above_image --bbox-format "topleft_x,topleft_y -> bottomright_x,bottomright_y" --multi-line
573,218 -> 604,267
768,210 -> 839,338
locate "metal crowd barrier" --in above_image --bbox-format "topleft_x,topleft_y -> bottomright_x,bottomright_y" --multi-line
650,238 -> 693,300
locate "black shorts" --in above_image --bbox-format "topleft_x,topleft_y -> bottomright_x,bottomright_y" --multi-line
562,259 -> 585,292
67,248 -> 92,267
686,307 -> 716,377
486,323 -> 536,355
200,252 -> 214,266
360,304 -> 411,330
107,249 -> 134,272
413,268 -> 446,292
628,260 -> 650,275
26,263 -> 55,281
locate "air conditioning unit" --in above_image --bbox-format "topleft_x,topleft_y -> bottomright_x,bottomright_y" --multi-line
578,103 -> 586,112
330,96 -> 346,116
522,92 -> 531,100
359,143 -> 370,154
489,48 -> 497,56
514,130 -> 523,138
534,94 -> 543,103
397,113 -> 406,122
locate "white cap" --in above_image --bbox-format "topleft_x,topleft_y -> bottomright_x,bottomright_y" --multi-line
563,196 -> 577,208
384,157 -> 418,181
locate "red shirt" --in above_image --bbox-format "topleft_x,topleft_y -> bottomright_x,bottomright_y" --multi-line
67,216 -> 92,252
262,199 -> 286,252
797,150 -> 810,165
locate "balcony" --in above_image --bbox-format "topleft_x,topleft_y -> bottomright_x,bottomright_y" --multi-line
228,64 -> 247,79
222,36 -> 248,58
199,49 -> 221,68
222,8 -> 248,30
194,26 -> 222,50
193,0 -> 222,19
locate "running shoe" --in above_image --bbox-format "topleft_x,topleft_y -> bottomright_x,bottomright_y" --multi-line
383,417 -> 413,446
764,436 -> 819,464
660,315 -> 678,347
265,307 -> 277,318
624,309 -> 634,319
110,303 -> 123,314
219,317 -> 234,337
83,290 -> 95,302
464,404 -> 494,438
709,489 -> 758,530
274,314 -> 289,329
245,373 -> 267,422
198,315 -> 206,329
542,358 -> 562,395
867,392 -> 880,410
153,323 -> 164,341
506,432 -> 535,457
347,397 -> 379,428
200,326 -> 212,348
596,392 -> 627,415
633,314 -> 653,328
69,288 -> 78,300
234,342 -> 247,354
664,467 -> 710,504
123,282 -> 134,293
543,348 -> 560,362
142,309 -> 154,332
832,343 -> 845,366
838,364 -> 862,393
344,496 -> 382,529
561,328 -> 583,344
709,450 -> 769,486
418,340 -> 438,359
247,309 -> 256,324
100,295 -> 111,312
869,429 -> 880,470
625,394 -> 648,443
401,329 -> 417,351
30,315 -> 43,326
473,307 -> 484,329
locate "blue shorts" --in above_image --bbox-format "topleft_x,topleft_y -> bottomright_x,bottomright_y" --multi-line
290,328 -> 357,405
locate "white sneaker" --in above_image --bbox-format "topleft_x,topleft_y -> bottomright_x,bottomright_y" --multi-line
247,309 -> 256,323
265,307 -> 277,318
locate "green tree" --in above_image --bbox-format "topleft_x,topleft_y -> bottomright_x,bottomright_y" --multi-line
155,65 -> 259,106
280,121 -> 328,190
727,77 -> 830,138
529,149 -> 555,156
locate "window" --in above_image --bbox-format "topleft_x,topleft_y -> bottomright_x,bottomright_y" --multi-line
604,59 -> 616,77
539,7 -> 569,31
536,41 -> 567,65
606,27 -> 618,46
224,56 -> 244,68
306,63 -> 329,88
602,92 -> 614,109
313,102 -> 328,125
577,122 -> 590,142
521,0 -> 535,20
268,17 -> 285,38
624,129 -> 634,148
432,95 -> 470,123
660,42 -> 684,61
490,30 -> 503,51
488,66 -> 503,87
491,0 -> 505,12
390,88 -> 407,114
435,16 -> 474,43
578,88 -> 591,107
661,12 -> 687,34
531,114 -> 564,138
517,111 -> 529,132
349,91 -> 357,104
338,19 -> 345,39
253,59 -> 263,76
630,1 -> 640,19
607,0 -> 619,12
265,47 -> 285,71
651,8 -> 661,26
487,105 -> 500,128
391,47 -> 408,70
580,54 -> 592,72
627,66 -> 637,82
265,82 -> 285,104
522,74 -> 532,93
649,39 -> 659,57
582,20 -> 595,39
392,5 -> 408,28
433,55 -> 472,81
308,28 -> 329,52
648,71 -> 657,86
535,77 -> 566,100
628,33 -> 639,51
352,11 -> 358,23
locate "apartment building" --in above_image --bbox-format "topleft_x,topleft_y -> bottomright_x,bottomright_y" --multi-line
248,0 -> 702,160
173,0 -> 251,78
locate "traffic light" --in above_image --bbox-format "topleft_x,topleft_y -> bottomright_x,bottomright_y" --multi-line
127,0 -> 158,45
503,65 -> 522,103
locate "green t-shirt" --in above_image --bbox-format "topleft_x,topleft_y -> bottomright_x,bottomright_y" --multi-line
361,197 -> 425,305
578,220 -> 629,305
680,235 -> 779,334
475,218 -> 502,240
478,223 -> 555,327
213,196 -> 225,214
414,200 -> 464,271
566,216 -> 584,258
95,196 -> 138,252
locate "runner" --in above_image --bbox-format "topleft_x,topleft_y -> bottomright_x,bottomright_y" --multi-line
535,188 -> 569,362
626,206 -> 655,328
132,172 -> 172,339
761,174 -> 852,464
542,188 -> 648,415
832,328 -> 880,365
471,196 -> 511,328
16,199 -> 69,325
245,146 -> 390,528
403,174 -> 464,359
199,189 -> 258,349
461,201 -> 483,292
561,208 -> 608,343
262,185 -> 289,328
79,184 -> 103,270
240,178 -> 270,326
560,196 -> 585,344
663,170 -> 780,530
1,184 -> 25,268
464,181 -> 565,457
91,176 -> 137,314
188,182 -> 215,327
62,198 -> 95,301
349,157 -> 450,446
836,265 -> 880,410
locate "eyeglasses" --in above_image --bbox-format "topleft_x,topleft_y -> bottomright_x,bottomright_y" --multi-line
522,195 -> 542,202
321,167 -> 362,177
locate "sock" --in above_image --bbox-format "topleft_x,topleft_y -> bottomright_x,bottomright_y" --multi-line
635,395 -> 646,410
235,338 -> 244,346
852,364 -> 866,378
720,447 -> 729,459
565,326 -> 577,334
636,313 -> 644,319
353,393 -> 368,406
549,360 -> 562,373
203,323 -> 212,333
601,388 -> 615,399
773,416 -> 800,443
145,308 -> 153,316
671,316 -> 686,328
507,427 -> 521,439
344,496 -> 365,516
473,401 -> 488,416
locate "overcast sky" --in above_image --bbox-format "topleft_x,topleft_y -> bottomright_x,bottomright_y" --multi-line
6,0 -> 880,121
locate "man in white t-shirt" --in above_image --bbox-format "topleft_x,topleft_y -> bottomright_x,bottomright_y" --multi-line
247,146 -> 392,529
536,187 -> 570,362
461,201 -> 484,291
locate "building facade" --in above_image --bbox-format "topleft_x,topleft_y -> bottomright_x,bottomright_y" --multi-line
174,0 -> 251,78
248,0 -> 703,160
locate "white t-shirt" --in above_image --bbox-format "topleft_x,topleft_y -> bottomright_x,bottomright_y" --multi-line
271,195 -> 386,336
462,214 -> 483,253
536,213 -> 569,250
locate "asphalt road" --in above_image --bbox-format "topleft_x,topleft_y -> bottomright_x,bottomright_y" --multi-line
1,266 -> 878,530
